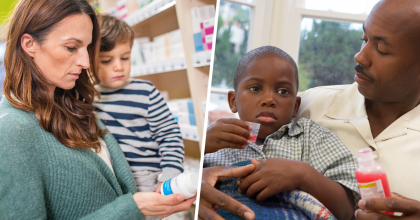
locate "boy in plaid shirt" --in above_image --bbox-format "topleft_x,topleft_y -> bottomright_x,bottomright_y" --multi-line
204,46 -> 359,219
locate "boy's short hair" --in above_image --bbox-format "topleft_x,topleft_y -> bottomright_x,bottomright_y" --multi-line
99,14 -> 134,52
233,46 -> 299,92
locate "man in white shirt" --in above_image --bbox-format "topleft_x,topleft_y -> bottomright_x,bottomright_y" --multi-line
199,0 -> 420,219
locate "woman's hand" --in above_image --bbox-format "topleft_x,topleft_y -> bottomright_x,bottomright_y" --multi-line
155,182 -> 163,193
198,165 -> 256,220
133,192 -> 195,217
355,193 -> 420,219
205,118 -> 252,154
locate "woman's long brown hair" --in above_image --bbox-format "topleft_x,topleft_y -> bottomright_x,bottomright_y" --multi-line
3,0 -> 106,152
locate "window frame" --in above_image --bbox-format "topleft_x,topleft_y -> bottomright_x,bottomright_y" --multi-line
210,0 -> 274,95
269,0 -> 369,63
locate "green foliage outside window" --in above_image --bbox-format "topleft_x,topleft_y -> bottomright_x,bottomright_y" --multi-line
212,2 -> 250,89
298,19 -> 363,91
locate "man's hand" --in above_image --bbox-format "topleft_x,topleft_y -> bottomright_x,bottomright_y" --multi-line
205,118 -> 252,154
198,165 -> 256,220
355,193 -> 420,219
237,158 -> 307,201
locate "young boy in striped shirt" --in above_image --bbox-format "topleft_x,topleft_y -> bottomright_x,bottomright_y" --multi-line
93,15 -> 184,195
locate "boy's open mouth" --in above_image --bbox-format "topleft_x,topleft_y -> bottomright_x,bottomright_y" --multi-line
256,111 -> 277,123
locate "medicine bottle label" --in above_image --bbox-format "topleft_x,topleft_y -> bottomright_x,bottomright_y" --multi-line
358,179 -> 386,199
162,179 -> 173,195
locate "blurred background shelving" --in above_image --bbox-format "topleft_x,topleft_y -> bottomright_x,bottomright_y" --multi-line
98,0 -> 216,166
98,0 -> 216,218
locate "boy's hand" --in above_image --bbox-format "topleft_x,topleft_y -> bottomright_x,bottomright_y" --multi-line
238,158 -> 307,201
155,182 -> 163,193
205,118 -> 252,154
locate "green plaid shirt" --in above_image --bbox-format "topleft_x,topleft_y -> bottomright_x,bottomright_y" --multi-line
204,117 -> 360,208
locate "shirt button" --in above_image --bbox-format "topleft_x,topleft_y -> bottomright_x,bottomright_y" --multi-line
281,127 -> 286,134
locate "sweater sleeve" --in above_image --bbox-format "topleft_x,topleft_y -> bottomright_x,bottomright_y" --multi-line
146,84 -> 184,182
0,117 -> 145,220
80,194 -> 144,220
0,118 -> 48,220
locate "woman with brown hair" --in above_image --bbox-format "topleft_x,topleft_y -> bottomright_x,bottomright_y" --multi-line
0,0 -> 194,219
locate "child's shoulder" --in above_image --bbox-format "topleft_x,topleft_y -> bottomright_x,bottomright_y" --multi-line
128,78 -> 154,88
120,78 -> 158,92
293,117 -> 334,137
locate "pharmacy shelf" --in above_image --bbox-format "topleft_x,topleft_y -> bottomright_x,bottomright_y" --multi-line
124,0 -> 176,26
99,0 -> 217,153
179,124 -> 199,142
191,50 -> 212,67
176,0 -> 216,148
130,57 -> 186,77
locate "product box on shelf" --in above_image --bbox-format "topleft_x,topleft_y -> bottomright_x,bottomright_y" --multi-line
152,29 -> 184,61
115,0 -> 128,20
167,99 -> 198,141
190,5 -> 215,52
167,99 -> 196,126
201,17 -> 215,51
131,37 -> 151,67
137,0 -> 154,9
126,0 -> 138,15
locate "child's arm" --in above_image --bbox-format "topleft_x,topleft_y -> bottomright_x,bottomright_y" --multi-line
206,118 -> 253,154
238,120 -> 359,220
145,84 -> 184,182
238,159 -> 354,220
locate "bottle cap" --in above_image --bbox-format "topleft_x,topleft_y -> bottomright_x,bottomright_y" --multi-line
358,148 -> 377,162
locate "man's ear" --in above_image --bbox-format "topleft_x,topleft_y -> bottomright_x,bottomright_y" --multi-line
292,96 -> 301,118
228,90 -> 238,113
21,33 -> 37,58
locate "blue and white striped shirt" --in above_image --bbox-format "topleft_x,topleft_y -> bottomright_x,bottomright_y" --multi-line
94,79 -> 184,184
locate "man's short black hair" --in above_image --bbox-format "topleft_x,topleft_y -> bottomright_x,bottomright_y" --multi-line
233,46 -> 299,91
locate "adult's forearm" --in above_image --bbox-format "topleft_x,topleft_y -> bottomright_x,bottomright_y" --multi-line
300,164 -> 354,220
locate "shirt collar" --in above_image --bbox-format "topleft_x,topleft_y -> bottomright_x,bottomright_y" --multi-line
323,82 -> 420,140
95,78 -> 133,93
324,82 -> 366,120
267,120 -> 304,139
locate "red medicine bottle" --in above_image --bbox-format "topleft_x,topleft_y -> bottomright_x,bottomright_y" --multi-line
355,148 -> 393,215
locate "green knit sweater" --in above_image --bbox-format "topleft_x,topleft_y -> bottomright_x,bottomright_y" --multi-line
0,97 -> 145,220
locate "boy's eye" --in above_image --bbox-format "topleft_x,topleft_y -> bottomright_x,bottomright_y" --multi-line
277,89 -> 290,95
249,86 -> 261,92
67,47 -> 77,52
100,60 -> 111,64
121,57 -> 129,61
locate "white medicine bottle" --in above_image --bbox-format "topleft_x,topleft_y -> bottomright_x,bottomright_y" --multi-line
161,172 -> 198,199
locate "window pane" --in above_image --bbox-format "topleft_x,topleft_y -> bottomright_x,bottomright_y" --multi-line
212,1 -> 251,90
298,18 -> 363,91
208,93 -> 238,125
302,0 -> 380,14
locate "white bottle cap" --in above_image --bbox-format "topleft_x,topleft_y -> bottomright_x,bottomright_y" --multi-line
358,148 -> 377,162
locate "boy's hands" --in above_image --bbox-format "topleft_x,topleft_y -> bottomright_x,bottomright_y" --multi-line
205,118 -> 253,154
237,158 -> 308,201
